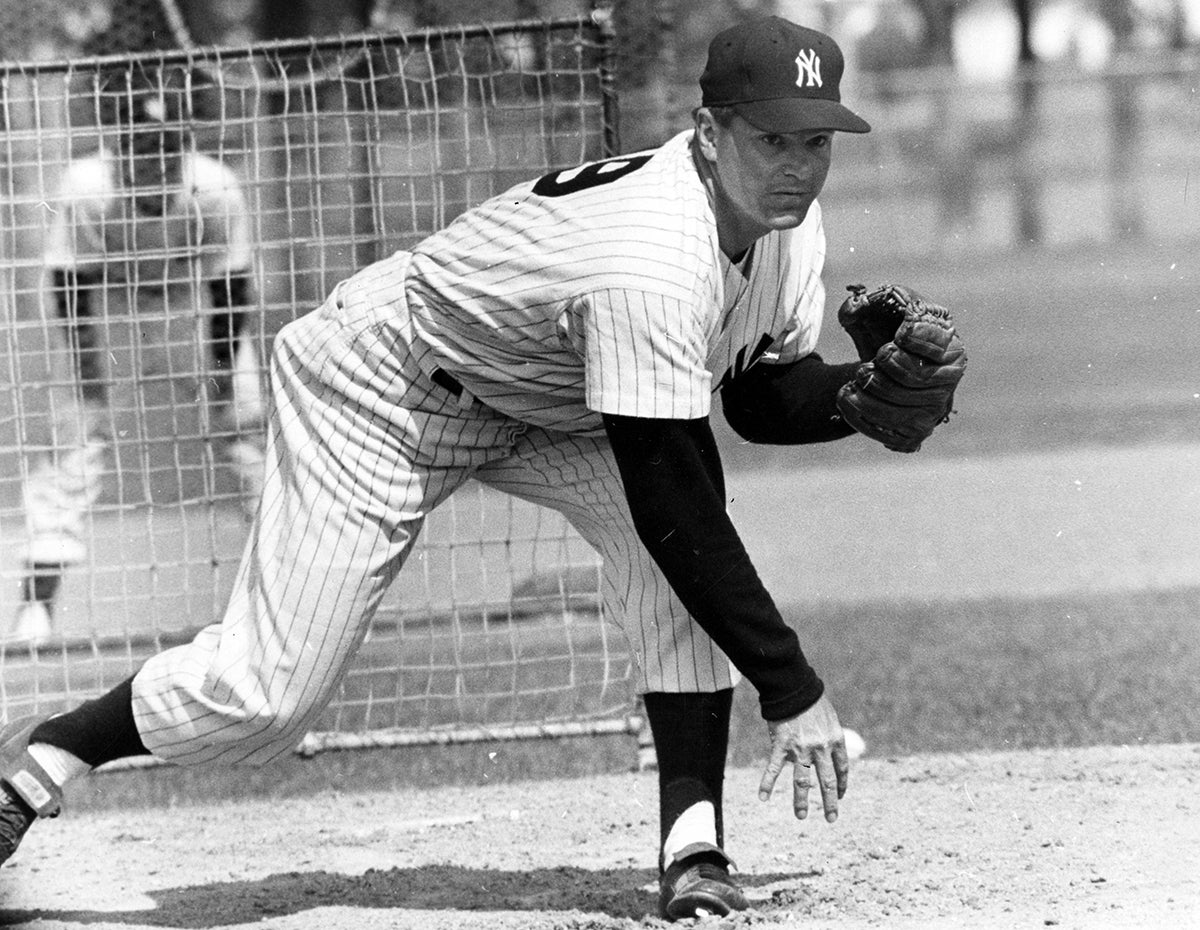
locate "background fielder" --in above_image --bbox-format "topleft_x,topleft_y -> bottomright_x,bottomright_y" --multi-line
9,68 -> 266,644
0,18 -> 965,922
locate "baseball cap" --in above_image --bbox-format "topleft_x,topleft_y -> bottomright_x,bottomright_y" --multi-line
700,16 -> 870,134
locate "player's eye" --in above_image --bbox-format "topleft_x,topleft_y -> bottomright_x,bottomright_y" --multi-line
758,133 -> 786,148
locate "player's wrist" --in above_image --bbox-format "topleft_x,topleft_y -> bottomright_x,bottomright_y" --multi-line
759,671 -> 824,722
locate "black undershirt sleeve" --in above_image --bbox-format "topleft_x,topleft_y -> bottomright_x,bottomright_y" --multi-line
602,412 -> 824,721
720,353 -> 859,445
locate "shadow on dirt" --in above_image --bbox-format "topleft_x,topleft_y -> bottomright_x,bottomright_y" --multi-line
0,864 -> 800,926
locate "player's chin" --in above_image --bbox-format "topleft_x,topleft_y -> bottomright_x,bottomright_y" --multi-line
761,196 -> 813,229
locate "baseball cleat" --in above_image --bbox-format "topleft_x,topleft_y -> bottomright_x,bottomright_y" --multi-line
0,716 -> 62,866
0,787 -> 37,867
658,842 -> 749,921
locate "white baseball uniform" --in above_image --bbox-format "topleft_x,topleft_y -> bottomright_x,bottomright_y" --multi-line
129,130 -> 829,764
42,145 -> 253,282
21,144 -> 262,568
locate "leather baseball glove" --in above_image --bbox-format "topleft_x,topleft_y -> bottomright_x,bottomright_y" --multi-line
835,284 -> 967,453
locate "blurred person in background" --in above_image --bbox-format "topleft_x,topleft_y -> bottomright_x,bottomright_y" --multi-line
9,68 -> 265,644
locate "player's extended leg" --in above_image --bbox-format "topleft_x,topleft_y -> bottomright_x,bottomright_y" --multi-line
1,295 -> 517,862
474,430 -> 747,920
11,271 -> 109,643
129,309 -> 510,765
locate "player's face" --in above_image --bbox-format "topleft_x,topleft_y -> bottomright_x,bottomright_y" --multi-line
697,110 -> 833,254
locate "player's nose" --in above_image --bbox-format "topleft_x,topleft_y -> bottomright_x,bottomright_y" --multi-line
780,158 -> 813,186
781,148 -> 826,185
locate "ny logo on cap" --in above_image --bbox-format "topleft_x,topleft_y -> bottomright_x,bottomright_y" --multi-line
794,49 -> 822,89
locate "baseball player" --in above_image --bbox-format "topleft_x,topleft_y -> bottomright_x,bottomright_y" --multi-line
8,68 -> 265,644
0,19 -> 965,920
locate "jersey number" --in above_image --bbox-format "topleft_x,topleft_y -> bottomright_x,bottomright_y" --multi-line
532,154 -> 652,197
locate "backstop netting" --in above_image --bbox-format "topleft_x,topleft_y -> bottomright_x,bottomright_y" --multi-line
0,17 -> 641,755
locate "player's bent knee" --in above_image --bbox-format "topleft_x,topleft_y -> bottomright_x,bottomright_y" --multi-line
233,679 -> 324,743
199,694 -> 316,758
161,658 -> 324,756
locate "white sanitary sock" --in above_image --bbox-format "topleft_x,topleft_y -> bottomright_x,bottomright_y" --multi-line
662,800 -> 717,871
27,742 -> 90,786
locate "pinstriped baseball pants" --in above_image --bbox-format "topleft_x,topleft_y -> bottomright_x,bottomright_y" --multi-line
130,278 -> 738,766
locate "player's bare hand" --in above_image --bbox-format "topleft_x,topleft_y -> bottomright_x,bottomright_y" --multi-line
758,693 -> 849,823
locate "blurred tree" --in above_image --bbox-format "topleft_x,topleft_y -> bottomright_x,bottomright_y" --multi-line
864,0 -> 1043,246
174,0 -> 243,45
607,0 -> 681,148
257,0 -> 371,39
903,0 -> 956,63
855,2 -> 927,96
258,0 -> 312,39
1012,0 -> 1043,244
1095,0 -> 1144,238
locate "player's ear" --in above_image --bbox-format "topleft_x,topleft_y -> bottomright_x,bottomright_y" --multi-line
693,107 -> 719,163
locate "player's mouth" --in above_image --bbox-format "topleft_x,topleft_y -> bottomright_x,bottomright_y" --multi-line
764,191 -> 811,213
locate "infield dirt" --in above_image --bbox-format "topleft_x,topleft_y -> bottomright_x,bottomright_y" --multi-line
1,742 -> 1197,929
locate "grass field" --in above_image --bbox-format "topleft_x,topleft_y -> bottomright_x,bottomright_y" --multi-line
2,232 -> 1198,926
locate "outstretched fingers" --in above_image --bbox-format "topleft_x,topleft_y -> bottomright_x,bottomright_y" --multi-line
812,748 -> 843,823
832,742 -> 850,800
792,758 -> 814,820
759,696 -> 853,823
758,742 -> 789,802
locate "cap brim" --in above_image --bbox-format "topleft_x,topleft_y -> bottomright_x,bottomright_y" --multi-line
732,98 -> 870,134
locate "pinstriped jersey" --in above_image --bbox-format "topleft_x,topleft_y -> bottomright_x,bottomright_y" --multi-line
404,129 -> 827,434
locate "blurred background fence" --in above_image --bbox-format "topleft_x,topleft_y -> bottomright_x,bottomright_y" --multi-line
1,0 -> 1194,263
820,53 -> 1198,257
0,13 -> 627,749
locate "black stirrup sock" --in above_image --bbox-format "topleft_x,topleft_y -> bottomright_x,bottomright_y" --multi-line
642,688 -> 734,866
30,676 -> 150,768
